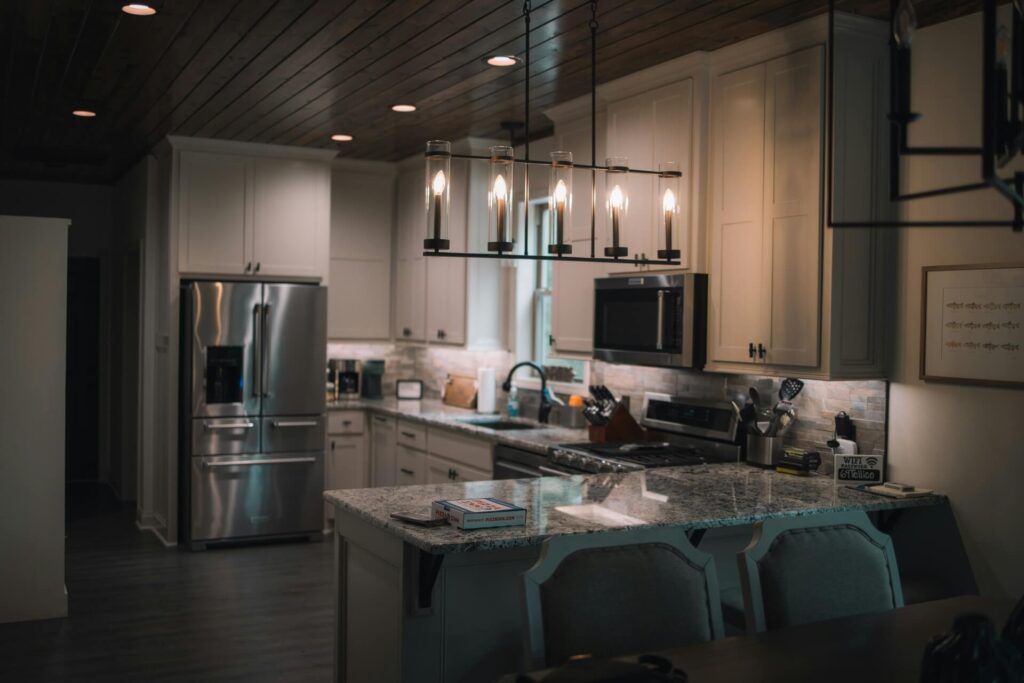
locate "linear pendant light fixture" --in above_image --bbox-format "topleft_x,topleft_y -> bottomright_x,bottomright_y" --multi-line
422,1 -> 684,264
827,0 -> 1024,232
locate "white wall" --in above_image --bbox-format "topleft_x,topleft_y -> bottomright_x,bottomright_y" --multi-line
0,179 -> 114,485
887,10 -> 1024,598
0,216 -> 69,623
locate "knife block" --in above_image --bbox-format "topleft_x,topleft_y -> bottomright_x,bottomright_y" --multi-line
588,404 -> 645,443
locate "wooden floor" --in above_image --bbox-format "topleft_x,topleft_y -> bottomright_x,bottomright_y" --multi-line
0,484 -> 334,682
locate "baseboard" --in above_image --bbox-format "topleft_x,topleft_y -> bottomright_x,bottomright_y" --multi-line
135,512 -> 176,547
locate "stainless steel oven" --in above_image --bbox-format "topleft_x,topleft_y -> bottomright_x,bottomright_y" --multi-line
593,273 -> 707,368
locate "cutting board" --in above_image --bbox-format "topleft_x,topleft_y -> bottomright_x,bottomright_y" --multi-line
443,375 -> 477,409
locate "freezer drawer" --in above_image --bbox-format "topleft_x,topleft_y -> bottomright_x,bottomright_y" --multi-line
191,417 -> 260,456
190,452 -> 323,542
262,415 -> 325,453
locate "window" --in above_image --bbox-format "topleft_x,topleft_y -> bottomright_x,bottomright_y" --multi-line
528,203 -> 587,386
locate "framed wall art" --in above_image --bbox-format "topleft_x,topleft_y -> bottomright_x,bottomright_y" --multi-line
920,263 -> 1024,388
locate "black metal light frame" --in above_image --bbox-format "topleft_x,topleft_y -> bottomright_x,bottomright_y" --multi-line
423,0 -> 683,265
827,0 -> 1024,231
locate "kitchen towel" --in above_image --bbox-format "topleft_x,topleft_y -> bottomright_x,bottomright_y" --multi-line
477,367 -> 496,414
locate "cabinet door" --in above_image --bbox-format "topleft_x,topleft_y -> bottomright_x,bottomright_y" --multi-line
370,414 -> 397,487
426,157 -> 468,346
395,169 -> 426,341
251,157 -> 326,278
396,444 -> 427,486
329,435 -> 368,489
178,151 -> 249,275
762,47 -> 823,368
328,170 -> 393,339
426,455 -> 489,484
709,63 -> 767,364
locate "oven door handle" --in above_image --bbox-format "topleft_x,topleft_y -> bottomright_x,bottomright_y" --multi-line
538,465 -> 574,477
655,289 -> 665,350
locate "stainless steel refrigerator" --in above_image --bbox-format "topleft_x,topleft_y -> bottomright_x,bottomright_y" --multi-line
179,281 -> 326,549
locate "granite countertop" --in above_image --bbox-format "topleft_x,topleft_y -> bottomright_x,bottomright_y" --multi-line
326,397 -> 588,453
324,463 -> 946,554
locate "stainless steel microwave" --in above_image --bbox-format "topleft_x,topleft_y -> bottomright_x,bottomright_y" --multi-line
593,273 -> 707,368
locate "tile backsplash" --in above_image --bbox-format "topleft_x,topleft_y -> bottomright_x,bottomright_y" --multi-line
326,343 -> 887,473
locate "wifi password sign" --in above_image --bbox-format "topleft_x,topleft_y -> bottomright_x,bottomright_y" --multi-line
834,454 -> 883,484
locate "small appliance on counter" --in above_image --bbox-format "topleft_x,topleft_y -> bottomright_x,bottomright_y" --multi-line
330,358 -> 360,398
361,359 -> 385,399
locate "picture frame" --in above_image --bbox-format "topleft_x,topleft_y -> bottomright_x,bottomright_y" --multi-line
920,263 -> 1024,389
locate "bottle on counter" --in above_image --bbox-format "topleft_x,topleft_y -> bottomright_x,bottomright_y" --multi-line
506,386 -> 520,417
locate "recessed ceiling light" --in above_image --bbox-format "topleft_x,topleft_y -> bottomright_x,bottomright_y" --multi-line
331,134 -> 353,142
485,55 -> 519,67
122,3 -> 157,15
391,104 -> 416,113
72,110 -> 97,118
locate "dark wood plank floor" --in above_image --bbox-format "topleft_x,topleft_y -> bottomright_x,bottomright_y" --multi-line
0,484 -> 334,682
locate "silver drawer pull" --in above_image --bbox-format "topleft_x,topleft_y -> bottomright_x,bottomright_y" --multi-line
400,431 -> 417,439
272,420 -> 319,428
203,421 -> 255,430
399,468 -> 415,475
203,457 -> 316,468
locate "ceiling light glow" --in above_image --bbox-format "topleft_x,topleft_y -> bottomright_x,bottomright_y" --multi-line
485,55 -> 519,67
391,104 -> 416,113
72,110 -> 97,118
122,3 -> 157,15
330,134 -> 353,142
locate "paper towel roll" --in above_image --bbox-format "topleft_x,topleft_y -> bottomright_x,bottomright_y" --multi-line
835,438 -> 858,455
476,367 -> 496,414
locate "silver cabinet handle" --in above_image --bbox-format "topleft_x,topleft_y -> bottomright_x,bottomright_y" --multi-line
400,431 -> 417,439
202,456 -> 316,468
272,420 -> 319,428
373,415 -> 388,423
656,289 -> 665,351
399,468 -> 414,475
203,421 -> 255,430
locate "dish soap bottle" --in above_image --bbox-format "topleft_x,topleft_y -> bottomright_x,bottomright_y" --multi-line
506,386 -> 520,418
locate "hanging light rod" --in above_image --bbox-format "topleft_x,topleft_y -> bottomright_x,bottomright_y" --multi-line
421,0 -> 685,265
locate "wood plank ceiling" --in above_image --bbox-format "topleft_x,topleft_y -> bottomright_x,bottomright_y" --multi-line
0,0 -> 982,183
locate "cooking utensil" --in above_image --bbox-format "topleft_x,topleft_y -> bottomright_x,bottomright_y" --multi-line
749,386 -> 761,412
739,400 -> 758,434
779,378 -> 804,402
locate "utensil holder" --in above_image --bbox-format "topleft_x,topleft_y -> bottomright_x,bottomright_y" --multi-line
747,434 -> 784,468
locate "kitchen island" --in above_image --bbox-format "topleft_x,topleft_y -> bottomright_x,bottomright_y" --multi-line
325,464 -> 955,683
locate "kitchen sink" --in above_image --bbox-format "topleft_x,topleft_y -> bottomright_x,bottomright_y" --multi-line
456,417 -> 547,431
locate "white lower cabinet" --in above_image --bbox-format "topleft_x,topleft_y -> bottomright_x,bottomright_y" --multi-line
370,414 -> 397,487
325,410 -> 368,524
396,444 -> 427,486
426,455 -> 490,484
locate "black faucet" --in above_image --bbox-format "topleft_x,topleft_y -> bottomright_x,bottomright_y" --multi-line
502,361 -> 552,424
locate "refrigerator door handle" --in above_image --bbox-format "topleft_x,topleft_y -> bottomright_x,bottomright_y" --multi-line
271,420 -> 319,428
252,302 -> 262,398
201,456 -> 317,469
261,303 -> 271,397
203,421 -> 255,430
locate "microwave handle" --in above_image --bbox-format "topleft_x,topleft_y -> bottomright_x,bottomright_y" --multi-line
656,290 -> 665,350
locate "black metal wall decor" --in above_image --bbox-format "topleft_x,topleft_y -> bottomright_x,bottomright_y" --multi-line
422,1 -> 684,265
828,0 -> 1024,232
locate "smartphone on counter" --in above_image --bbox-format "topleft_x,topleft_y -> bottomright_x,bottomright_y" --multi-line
389,510 -> 448,527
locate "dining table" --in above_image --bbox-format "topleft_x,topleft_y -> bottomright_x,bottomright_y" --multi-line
501,595 -> 1019,682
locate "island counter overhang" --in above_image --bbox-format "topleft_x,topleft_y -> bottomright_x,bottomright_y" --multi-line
325,464 -> 970,683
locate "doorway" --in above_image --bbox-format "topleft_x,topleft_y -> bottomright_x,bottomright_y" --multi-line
66,258 -> 100,483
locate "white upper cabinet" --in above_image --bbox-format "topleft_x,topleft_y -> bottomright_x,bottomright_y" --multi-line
252,157 -> 327,278
606,74 -> 704,270
328,163 -> 394,340
395,165 -> 427,342
170,137 -> 333,280
177,151 -> 250,275
706,14 -> 893,379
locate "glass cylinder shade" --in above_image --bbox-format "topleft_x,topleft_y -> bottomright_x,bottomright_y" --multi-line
656,162 -> 682,260
424,140 -> 451,251
547,151 -> 573,255
487,146 -> 514,252
603,157 -> 629,258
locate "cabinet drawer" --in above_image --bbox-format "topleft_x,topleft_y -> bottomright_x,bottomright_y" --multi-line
426,427 -> 493,474
397,420 -> 427,451
396,444 -> 427,486
262,416 -> 325,454
328,410 -> 365,435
